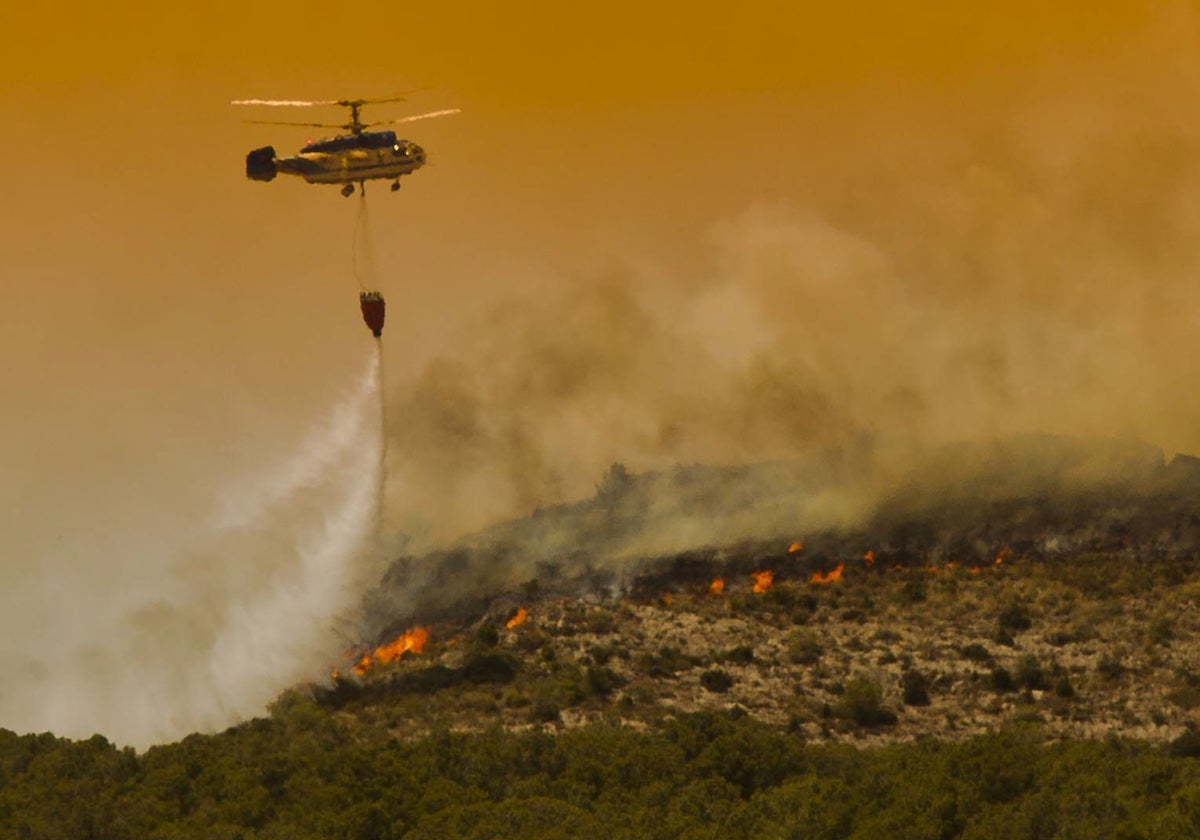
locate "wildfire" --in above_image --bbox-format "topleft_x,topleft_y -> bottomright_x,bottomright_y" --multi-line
506,608 -> 528,629
788,540 -> 804,554
810,563 -> 845,584
995,548 -> 1010,566
751,570 -> 775,593
662,593 -> 675,606
351,626 -> 431,677
863,549 -> 875,567
373,626 -> 430,664
708,577 -> 725,596
353,654 -> 372,677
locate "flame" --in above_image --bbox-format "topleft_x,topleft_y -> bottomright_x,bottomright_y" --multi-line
708,577 -> 725,596
863,549 -> 875,567
969,566 -> 982,575
788,540 -> 804,554
330,668 -> 340,681
662,593 -> 675,606
751,570 -> 775,593
810,563 -> 844,584
506,608 -> 528,629
350,626 -> 431,677
995,548 -> 1010,566
373,626 -> 430,664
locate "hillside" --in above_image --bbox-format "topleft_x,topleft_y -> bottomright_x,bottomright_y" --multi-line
330,436 -> 1200,746
7,436 -> 1200,838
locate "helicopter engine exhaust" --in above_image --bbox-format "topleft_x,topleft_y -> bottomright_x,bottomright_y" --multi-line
245,146 -> 277,182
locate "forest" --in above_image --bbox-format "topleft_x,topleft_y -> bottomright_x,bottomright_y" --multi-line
5,701 -> 1200,839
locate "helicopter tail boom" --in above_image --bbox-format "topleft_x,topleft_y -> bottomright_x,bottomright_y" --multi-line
245,146 -> 277,182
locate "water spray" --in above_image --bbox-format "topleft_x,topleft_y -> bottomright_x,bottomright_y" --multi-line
350,192 -> 389,547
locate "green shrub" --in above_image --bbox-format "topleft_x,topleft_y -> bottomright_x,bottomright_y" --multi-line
836,677 -> 897,727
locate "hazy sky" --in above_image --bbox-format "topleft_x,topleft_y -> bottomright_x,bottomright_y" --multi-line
2,1 -> 1198,744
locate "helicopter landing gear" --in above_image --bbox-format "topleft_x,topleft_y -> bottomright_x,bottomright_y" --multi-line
341,184 -> 355,197
390,180 -> 401,192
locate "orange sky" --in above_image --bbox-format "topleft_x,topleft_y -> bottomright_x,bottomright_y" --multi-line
2,1 -> 1198,743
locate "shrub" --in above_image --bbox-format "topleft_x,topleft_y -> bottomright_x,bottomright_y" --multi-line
1015,654 -> 1049,691
585,665 -> 615,697
960,642 -> 993,663
902,670 -> 931,707
1150,616 -> 1175,646
836,677 -> 897,727
474,622 -> 500,648
787,630 -> 823,665
1096,652 -> 1126,681
700,669 -> 735,694
900,575 -> 927,604
998,602 -> 1033,633
1054,676 -> 1075,699
991,667 -> 1016,693
718,645 -> 756,665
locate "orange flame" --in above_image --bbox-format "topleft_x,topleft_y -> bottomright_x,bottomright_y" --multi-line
662,592 -> 675,606
708,577 -> 725,596
788,540 -> 804,554
351,626 -> 431,676
810,563 -> 844,584
373,626 -> 430,664
969,566 -> 982,575
752,570 -> 775,593
506,608 -> 528,629
995,548 -> 1009,566
863,549 -> 875,567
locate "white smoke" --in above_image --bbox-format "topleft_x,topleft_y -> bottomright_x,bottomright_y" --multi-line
0,350 -> 383,748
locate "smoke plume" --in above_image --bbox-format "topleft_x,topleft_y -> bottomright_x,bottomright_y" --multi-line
383,25 -> 1200,552
0,351 -> 383,748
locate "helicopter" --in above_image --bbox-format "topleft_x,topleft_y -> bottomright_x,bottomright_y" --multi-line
232,95 -> 459,196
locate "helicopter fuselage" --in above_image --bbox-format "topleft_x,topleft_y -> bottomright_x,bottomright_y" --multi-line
245,130 -> 425,192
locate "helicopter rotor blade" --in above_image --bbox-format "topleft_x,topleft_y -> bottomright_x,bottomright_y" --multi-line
230,99 -> 339,108
242,119 -> 348,129
369,108 -> 462,126
338,88 -> 432,107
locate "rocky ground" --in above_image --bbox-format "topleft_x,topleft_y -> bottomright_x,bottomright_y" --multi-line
316,439 -> 1200,745
321,545 -> 1200,746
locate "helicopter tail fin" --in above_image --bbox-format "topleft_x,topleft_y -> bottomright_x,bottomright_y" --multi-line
245,146 -> 277,182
